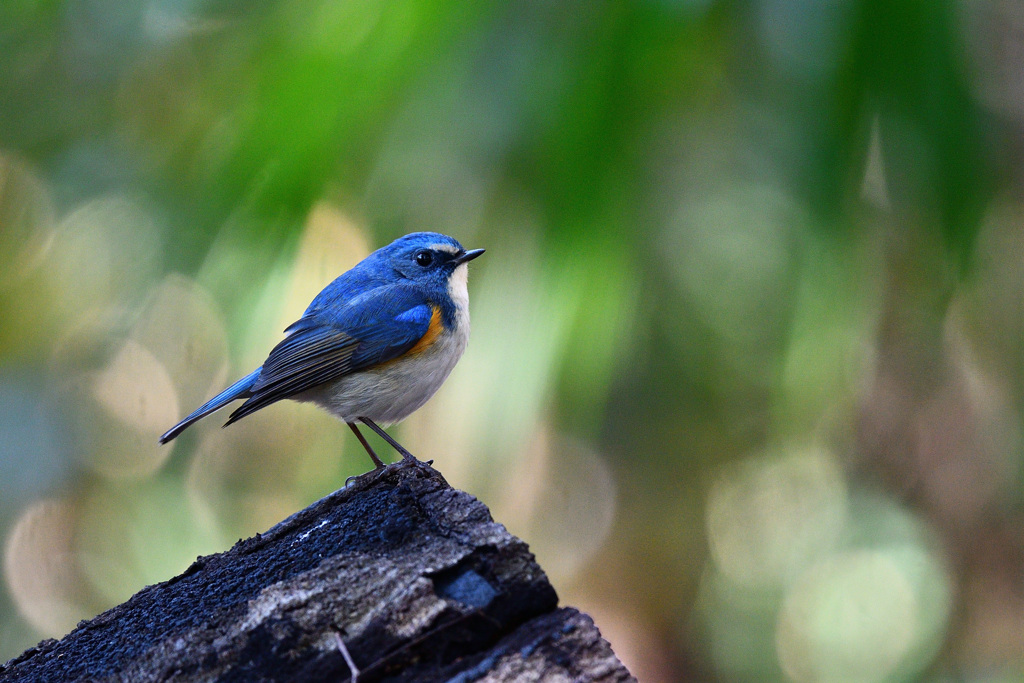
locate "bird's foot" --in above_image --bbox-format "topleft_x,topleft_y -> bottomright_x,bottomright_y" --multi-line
344,465 -> 388,488
344,455 -> 433,488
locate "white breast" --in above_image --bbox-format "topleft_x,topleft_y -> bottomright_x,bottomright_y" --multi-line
301,263 -> 471,425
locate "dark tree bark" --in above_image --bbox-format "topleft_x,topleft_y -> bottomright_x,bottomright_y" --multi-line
0,460 -> 634,682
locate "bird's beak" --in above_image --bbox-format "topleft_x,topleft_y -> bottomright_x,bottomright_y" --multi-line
454,248 -> 485,265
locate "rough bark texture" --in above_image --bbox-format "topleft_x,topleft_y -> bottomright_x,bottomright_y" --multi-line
0,460 -> 634,682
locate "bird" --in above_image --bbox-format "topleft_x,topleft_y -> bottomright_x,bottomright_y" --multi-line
159,232 -> 484,471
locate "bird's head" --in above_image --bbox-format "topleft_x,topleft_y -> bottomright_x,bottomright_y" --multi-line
382,232 -> 485,288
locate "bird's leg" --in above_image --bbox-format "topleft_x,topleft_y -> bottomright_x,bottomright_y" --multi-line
359,418 -> 420,463
347,422 -> 385,469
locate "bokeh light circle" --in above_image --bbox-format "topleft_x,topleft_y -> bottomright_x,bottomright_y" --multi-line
706,445 -> 848,587
4,499 -> 92,637
776,549 -> 917,683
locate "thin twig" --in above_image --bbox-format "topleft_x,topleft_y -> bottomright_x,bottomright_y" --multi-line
334,632 -> 360,683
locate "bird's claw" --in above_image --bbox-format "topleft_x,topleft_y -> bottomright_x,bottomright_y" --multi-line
344,466 -> 386,488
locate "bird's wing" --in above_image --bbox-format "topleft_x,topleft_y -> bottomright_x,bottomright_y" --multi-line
224,286 -> 435,425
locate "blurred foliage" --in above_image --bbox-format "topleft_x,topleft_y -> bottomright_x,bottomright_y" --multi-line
2,1 -> 1024,681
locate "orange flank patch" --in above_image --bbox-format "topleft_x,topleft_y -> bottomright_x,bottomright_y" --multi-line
408,306 -> 443,355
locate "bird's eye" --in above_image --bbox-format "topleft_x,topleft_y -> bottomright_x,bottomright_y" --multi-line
415,251 -> 433,267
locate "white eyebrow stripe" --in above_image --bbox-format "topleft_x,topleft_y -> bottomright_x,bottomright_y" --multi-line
429,243 -> 460,254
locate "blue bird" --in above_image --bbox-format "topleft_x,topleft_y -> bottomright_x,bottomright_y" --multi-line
159,232 -> 484,470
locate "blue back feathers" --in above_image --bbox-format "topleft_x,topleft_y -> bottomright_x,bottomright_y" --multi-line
297,232 -> 465,329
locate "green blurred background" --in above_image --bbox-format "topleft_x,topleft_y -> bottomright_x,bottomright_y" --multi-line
1,1 -> 1023,680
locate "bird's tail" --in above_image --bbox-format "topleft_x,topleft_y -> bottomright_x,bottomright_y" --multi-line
159,367 -> 262,444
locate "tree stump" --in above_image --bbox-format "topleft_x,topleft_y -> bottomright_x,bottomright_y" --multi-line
0,460 -> 634,682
